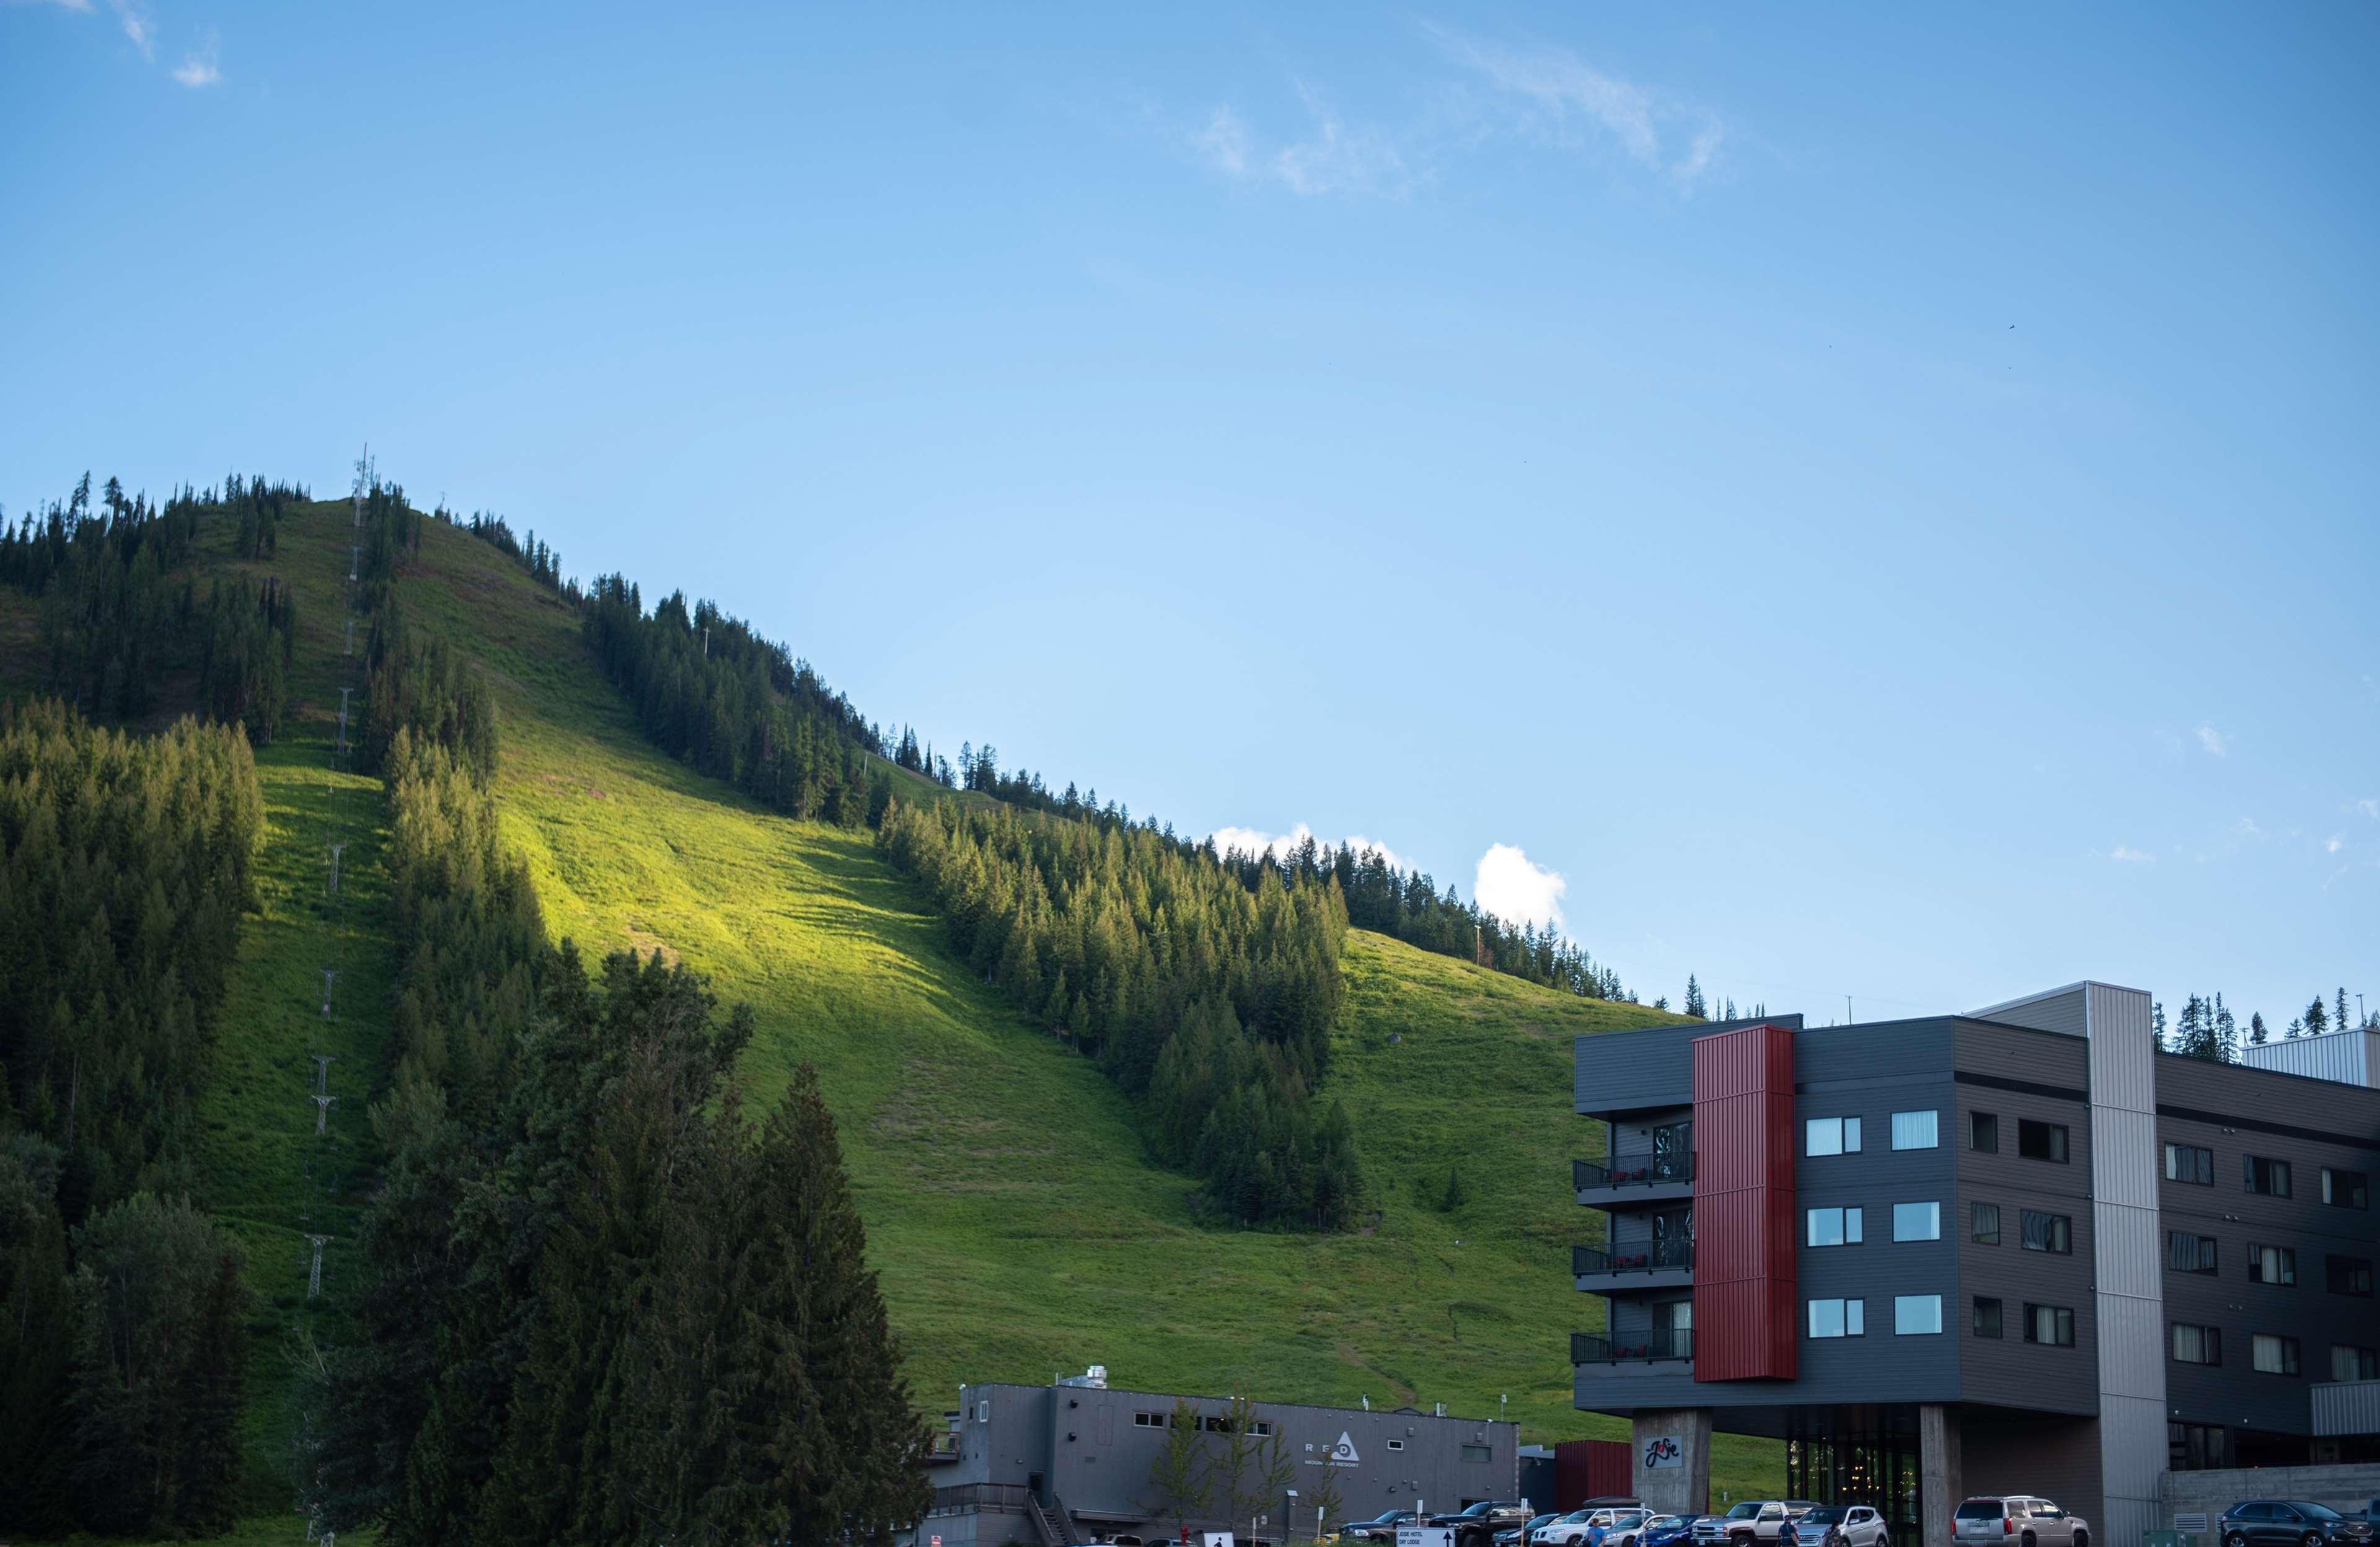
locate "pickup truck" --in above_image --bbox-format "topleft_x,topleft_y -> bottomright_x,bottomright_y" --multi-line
1691,1502 -> 1820,1547
1429,1501 -> 1536,1547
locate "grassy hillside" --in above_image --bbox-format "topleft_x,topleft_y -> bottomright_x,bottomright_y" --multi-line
4,496 -> 1784,1520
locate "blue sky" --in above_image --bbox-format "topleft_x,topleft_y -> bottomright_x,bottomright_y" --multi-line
4,3 -> 2375,1034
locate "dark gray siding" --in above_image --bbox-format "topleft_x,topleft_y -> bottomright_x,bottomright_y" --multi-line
1960,1408 -> 2104,1535
2153,1054 -> 2380,1436
1954,1021 -> 2100,1417
1576,1026 -> 1695,1116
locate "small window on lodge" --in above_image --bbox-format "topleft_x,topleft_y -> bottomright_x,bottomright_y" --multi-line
1461,1443 -> 1492,1464
1971,1202 -> 1999,1245
2164,1143 -> 2213,1184
1806,1116 -> 1862,1156
2017,1119 -> 2068,1163
1134,1411 -> 1167,1428
1890,1110 -> 1938,1150
1386,1439 -> 1404,1452
1969,1111 -> 1998,1153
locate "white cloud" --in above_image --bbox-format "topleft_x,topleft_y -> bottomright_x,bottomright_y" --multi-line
2108,845 -> 2155,863
2236,816 -> 2265,839
2195,723 -> 2227,756
2326,834 -> 2345,854
2356,798 -> 2380,820
1194,87 -> 1413,198
1430,25 -> 1725,190
171,32 -> 218,86
111,0 -> 150,56
1473,842 -> 1566,930
1208,822 -> 1411,875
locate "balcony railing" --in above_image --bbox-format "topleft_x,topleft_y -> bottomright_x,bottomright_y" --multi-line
1573,1240 -> 1694,1276
1572,1328 -> 1693,1364
1574,1152 -> 1695,1190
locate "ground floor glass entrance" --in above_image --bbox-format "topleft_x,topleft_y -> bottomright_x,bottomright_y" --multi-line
1783,1406 -> 1921,1540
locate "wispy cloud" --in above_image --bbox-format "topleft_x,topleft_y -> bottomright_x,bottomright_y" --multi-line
2356,798 -> 2380,820
2107,845 -> 2156,863
1474,842 -> 1567,930
1430,25 -> 1726,191
2195,723 -> 2228,756
1183,24 -> 1721,200
112,0 -> 151,56
1192,86 -> 1415,198
170,30 -> 218,86
2326,834 -> 2345,854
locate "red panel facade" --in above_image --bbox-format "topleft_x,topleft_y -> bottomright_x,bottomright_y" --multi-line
1690,1022 -> 1797,1382
1553,1439 -> 1632,1507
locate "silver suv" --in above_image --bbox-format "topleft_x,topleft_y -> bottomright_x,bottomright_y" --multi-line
1695,1503 -> 1820,1547
1952,1497 -> 2089,1547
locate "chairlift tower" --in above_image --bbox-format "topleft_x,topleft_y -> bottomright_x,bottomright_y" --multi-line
306,1235 -> 331,1299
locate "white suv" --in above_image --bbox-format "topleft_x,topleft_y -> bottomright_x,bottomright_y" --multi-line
1541,1511 -> 1625,1547
1789,1507 -> 1889,1547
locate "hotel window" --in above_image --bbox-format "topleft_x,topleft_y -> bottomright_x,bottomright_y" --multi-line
2169,1324 -> 2222,1366
2023,1303 -> 2076,1347
1895,1295 -> 1942,1334
2166,1230 -> 2218,1274
2333,1344 -> 2380,1382
2243,1155 -> 2291,1197
1892,1201 -> 1941,1241
1969,1111 -> 1998,1153
1890,1110 -> 1939,1150
2325,1168 -> 2371,1210
2018,1119 -> 2069,1163
2326,1254 -> 2375,1298
1134,1411 -> 1168,1428
2247,1243 -> 2296,1287
1807,1298 -> 1865,1339
1806,1117 -> 1862,1157
2251,1333 -> 2300,1376
1973,1297 -> 2003,1338
2021,1209 -> 2072,1254
1806,1207 -> 1864,1248
2171,1423 -> 2232,1471
1972,1202 -> 2000,1245
1460,1444 -> 1492,1465
2164,1142 -> 2214,1184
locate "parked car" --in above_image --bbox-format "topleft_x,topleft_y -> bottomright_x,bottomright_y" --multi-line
1545,1509 -> 1637,1547
1641,1518 -> 1698,1547
1952,1497 -> 2089,1547
1695,1502 -> 1820,1547
2219,1502 -> 2376,1547
1346,1512 -> 1421,1545
1429,1502 -> 1536,1547
1501,1515 -> 1566,1547
1788,1506 -> 1890,1547
1588,1512 -> 1654,1547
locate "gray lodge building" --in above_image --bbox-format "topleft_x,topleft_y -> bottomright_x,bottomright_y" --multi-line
1571,983 -> 2380,1544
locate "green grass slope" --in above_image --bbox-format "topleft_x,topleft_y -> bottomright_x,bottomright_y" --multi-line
6,498 -> 1784,1517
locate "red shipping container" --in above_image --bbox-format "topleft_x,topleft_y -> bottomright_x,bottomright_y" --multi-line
1553,1439 -> 1632,1508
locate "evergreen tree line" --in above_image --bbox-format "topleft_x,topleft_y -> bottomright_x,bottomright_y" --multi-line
0,698 -> 263,1536
0,472 -> 303,742
2161,985 -> 2377,1063
347,473 -> 503,787
878,798 -> 1365,1229
1222,832 -> 1634,1002
583,574 -> 887,827
437,503 -> 577,599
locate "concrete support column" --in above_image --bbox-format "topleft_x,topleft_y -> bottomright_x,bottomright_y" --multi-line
1919,1404 -> 1963,1547
1631,1409 -> 1712,1518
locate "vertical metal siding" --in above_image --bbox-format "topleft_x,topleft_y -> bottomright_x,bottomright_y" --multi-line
2235,1028 -> 2378,1088
1691,1023 -> 1796,1382
2312,1381 -> 2380,1437
2084,984 -> 2167,1547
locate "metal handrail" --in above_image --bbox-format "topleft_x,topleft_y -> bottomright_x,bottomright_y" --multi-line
1573,1240 -> 1694,1275
1571,1328 -> 1693,1364
1574,1153 -> 1695,1189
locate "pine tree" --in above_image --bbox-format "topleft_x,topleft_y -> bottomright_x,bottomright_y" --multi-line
2337,988 -> 2351,1039
1683,975 -> 1706,1019
2248,1011 -> 2268,1045
2306,995 -> 2330,1037
1440,1163 -> 1468,1213
1141,1397 -> 1214,1541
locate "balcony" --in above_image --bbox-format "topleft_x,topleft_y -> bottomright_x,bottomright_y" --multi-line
1573,1150 -> 1693,1208
1572,1239 -> 1695,1293
1572,1328 -> 1693,1365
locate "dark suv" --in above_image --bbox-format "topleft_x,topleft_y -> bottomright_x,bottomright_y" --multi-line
1431,1501 -> 1536,1547
2220,1502 -> 2376,1547
1346,1512 -> 1422,1545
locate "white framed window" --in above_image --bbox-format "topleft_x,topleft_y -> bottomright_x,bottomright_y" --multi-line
1386,1440 -> 1404,1452
1892,1201 -> 1941,1241
1134,1411 -> 1167,1428
977,1400 -> 991,1423
1807,1206 -> 1864,1246
1807,1297 -> 1865,1338
1890,1110 -> 1938,1150
1893,1295 -> 1942,1334
1806,1116 -> 1862,1157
